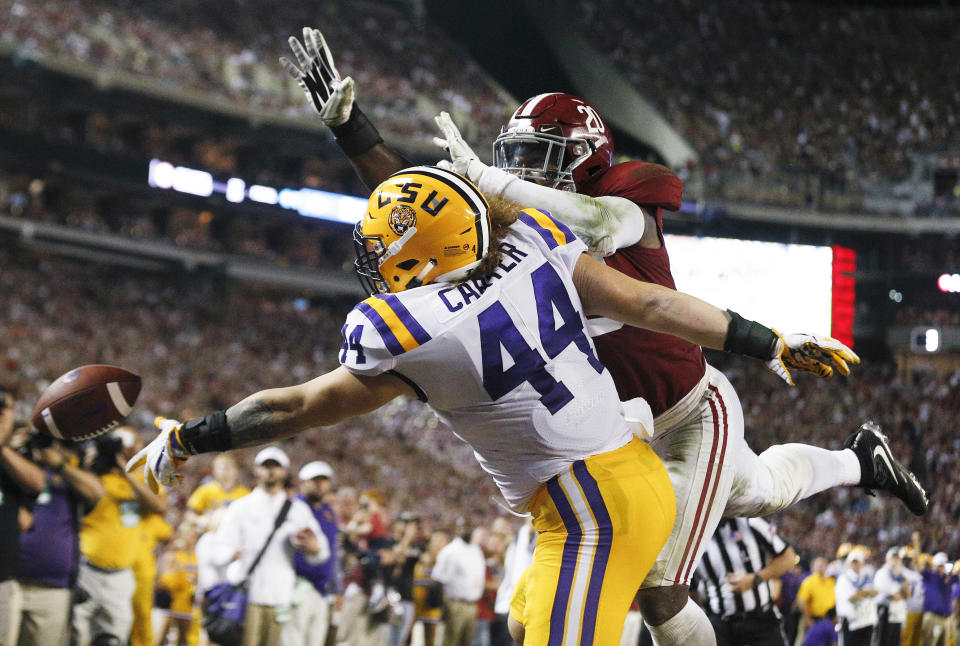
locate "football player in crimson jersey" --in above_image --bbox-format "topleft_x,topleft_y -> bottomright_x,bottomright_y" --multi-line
278,29 -> 927,646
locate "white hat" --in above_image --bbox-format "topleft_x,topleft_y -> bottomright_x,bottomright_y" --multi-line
254,446 -> 289,469
886,547 -> 901,561
298,460 -> 334,481
846,548 -> 867,565
932,552 -> 949,567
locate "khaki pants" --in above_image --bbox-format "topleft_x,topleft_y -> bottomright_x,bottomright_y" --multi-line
442,598 -> 477,646
15,583 -> 71,646
0,580 -> 22,646
72,563 -> 135,646
921,612 -> 954,646
243,603 -> 283,646
284,580 -> 330,646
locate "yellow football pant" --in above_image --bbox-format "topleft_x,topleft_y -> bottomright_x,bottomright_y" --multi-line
130,557 -> 156,646
903,611 -> 923,646
512,438 -> 675,646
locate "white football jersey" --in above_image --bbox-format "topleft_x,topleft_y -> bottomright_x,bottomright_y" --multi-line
339,208 -> 633,511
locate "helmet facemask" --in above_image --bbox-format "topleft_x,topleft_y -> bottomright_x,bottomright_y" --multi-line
493,131 -> 596,191
353,223 -> 390,295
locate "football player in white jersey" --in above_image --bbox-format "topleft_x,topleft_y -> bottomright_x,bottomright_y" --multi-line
130,167 -> 848,646
276,29 -> 926,646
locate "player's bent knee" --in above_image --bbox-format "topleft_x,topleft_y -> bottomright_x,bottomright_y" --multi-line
636,584 -> 690,627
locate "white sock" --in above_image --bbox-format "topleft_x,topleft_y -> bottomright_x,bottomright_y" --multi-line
785,443 -> 862,497
647,598 -> 716,646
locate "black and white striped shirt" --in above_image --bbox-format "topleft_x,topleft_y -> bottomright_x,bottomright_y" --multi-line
694,517 -> 790,617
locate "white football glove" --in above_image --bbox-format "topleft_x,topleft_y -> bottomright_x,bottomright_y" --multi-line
433,111 -> 488,184
280,27 -> 355,127
125,417 -> 188,494
767,332 -> 860,386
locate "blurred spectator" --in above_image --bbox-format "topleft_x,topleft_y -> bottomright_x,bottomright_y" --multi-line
414,531 -> 449,646
0,387 -> 44,646
493,521 -> 535,646
800,607 -> 837,646
778,558 -> 808,646
900,547 -> 925,646
286,460 -> 339,646
834,549 -> 878,646
155,522 -> 200,646
431,521 -> 486,646
73,431 -> 168,646
120,428 -> 173,646
385,512 -> 425,646
794,557 -> 835,646
185,454 -> 250,522
15,434 -> 103,646
873,547 -> 910,646
193,506 -> 232,631
919,552 -> 957,646
214,447 -> 328,646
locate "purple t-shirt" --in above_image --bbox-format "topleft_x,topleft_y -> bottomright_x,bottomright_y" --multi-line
293,496 -> 339,594
922,569 -> 959,617
17,473 -> 78,588
802,619 -> 837,646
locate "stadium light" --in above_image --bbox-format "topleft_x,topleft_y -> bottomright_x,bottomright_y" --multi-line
248,185 -> 279,205
147,158 -> 366,223
937,273 -> 960,293
225,178 -> 246,203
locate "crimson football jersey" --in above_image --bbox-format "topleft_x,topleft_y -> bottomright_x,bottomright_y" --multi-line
579,161 -> 706,416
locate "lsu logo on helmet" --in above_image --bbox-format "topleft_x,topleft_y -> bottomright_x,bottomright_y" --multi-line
388,204 -> 417,235
354,166 -> 490,295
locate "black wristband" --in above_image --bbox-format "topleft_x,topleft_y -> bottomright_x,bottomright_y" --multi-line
330,104 -> 383,157
723,310 -> 779,360
178,410 -> 232,455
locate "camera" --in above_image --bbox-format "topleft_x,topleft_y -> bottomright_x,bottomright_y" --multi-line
24,427 -> 54,452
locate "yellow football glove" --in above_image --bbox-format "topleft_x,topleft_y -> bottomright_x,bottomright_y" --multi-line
767,332 -> 860,386
125,417 -> 188,494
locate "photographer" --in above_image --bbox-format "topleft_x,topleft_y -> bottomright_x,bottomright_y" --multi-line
73,430 -> 167,646
16,429 -> 104,646
0,386 -> 45,646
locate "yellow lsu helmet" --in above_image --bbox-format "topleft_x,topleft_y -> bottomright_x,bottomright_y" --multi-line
836,542 -> 852,560
354,166 -> 491,295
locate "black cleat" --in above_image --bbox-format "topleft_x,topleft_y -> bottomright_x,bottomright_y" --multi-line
844,421 -> 928,516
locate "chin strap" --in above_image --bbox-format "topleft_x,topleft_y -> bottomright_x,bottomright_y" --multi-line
405,259 -> 437,290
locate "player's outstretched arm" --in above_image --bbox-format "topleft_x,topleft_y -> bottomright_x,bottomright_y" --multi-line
281,27 -> 410,190
575,253 -> 729,349
127,367 -> 414,492
573,253 -> 859,384
434,111 -> 646,256
223,367 -> 412,448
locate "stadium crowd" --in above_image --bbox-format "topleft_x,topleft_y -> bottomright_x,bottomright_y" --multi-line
2,0 -> 958,215
0,241 -> 958,645
578,0 -> 959,210
0,0 -> 513,151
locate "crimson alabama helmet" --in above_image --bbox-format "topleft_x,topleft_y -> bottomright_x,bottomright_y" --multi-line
493,93 -> 614,191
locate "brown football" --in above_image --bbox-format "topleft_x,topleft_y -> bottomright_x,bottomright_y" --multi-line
31,365 -> 141,441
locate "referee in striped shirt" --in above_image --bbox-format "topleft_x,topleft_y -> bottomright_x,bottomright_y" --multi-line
694,517 -> 798,646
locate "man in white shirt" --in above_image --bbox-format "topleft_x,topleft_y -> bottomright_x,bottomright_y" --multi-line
834,549 -> 878,646
874,548 -> 910,646
215,447 -> 329,646
432,520 -> 487,646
